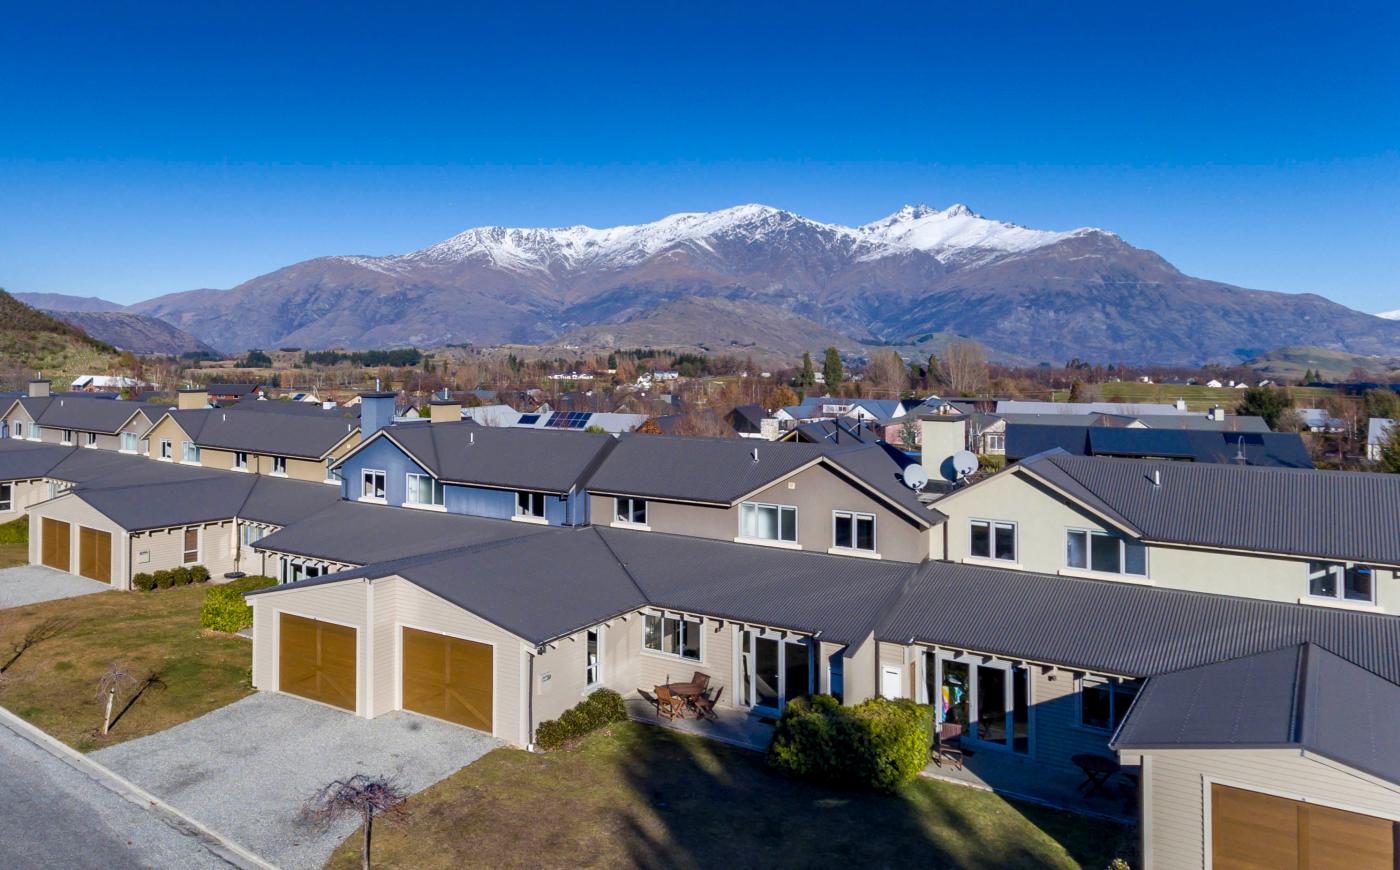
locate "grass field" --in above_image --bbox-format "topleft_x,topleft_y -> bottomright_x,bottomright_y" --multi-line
1050,381 -> 1343,411
326,722 -> 1133,870
0,577 -> 261,751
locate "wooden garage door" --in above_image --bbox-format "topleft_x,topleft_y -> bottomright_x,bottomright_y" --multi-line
402,627 -> 492,732
40,518 -> 70,571
1212,783 -> 1396,870
278,613 -> 357,711
77,527 -> 111,583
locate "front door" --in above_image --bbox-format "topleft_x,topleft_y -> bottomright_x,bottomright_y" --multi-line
740,631 -> 811,714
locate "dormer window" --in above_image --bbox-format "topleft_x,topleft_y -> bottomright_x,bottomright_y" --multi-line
740,502 -> 797,543
360,469 -> 386,502
970,519 -> 1016,563
271,456 -> 287,476
516,491 -> 547,519
120,432 -> 138,453
406,473 -> 444,507
181,441 -> 201,464
83,432 -> 97,448
233,451 -> 248,470
1307,561 -> 1375,604
61,429 -> 74,445
614,496 -> 647,526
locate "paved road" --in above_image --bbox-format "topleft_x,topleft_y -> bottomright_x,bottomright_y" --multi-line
0,714 -> 236,869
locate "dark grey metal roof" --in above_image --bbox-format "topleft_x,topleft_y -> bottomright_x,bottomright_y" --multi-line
252,500 -> 548,564
587,435 -> 831,503
1005,424 -> 1312,468
781,419 -> 880,445
236,477 -> 345,527
5,395 -> 153,434
189,407 -> 360,459
1021,451 -> 1400,565
822,443 -> 940,524
71,476 -> 260,531
878,559 -> 1400,684
0,441 -> 76,480
363,423 -> 616,494
1113,643 -> 1400,785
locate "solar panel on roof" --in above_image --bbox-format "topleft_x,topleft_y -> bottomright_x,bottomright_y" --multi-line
518,414 -> 539,425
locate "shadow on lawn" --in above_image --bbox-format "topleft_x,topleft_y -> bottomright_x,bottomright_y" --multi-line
106,671 -> 166,733
609,723 -> 1126,869
0,617 -> 69,675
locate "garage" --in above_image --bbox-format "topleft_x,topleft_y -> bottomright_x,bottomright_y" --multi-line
278,613 -> 357,711
40,518 -> 70,571
1212,783 -> 1396,869
77,527 -> 111,583
401,627 -> 493,731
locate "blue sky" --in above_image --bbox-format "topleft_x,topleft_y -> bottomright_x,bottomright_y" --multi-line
2,1 -> 1397,310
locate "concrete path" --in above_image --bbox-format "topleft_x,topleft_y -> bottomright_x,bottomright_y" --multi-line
0,706 -> 265,870
0,564 -> 111,608
94,692 -> 502,870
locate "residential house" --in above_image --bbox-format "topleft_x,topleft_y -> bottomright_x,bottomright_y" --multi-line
1,380 -> 156,453
1368,417 -> 1396,461
206,382 -> 264,403
1296,407 -> 1348,433
1003,423 -> 1313,468
71,375 -> 153,392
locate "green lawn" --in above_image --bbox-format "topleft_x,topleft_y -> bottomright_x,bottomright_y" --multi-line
1049,381 -> 1341,411
326,722 -> 1133,870
0,577 -> 260,751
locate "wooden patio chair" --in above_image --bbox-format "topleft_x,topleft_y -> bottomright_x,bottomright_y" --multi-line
690,672 -> 711,692
693,685 -> 723,721
654,685 -> 686,721
637,688 -> 660,714
933,722 -> 964,770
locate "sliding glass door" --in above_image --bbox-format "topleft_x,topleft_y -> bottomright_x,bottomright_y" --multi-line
740,631 -> 812,714
925,652 -> 1031,755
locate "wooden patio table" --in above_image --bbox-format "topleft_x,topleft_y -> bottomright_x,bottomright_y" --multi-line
1071,753 -> 1121,797
661,682 -> 706,713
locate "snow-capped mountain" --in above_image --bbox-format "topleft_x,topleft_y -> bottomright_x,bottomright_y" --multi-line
130,204 -> 1400,364
1378,310 -> 1400,320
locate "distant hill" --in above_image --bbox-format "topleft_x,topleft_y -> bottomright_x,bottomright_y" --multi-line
1246,346 -> 1400,382
128,203 -> 1400,365
0,289 -> 124,383
41,309 -> 217,356
13,292 -> 127,313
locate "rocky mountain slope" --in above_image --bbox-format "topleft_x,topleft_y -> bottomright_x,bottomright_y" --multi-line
0,289 -> 123,383
13,292 -> 127,313
41,310 -> 217,356
128,205 -> 1400,364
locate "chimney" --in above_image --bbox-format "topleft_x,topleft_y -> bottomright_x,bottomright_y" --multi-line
27,379 -> 50,398
429,399 -> 463,424
177,387 -> 208,410
1208,405 -> 1225,422
919,403 -> 968,482
358,391 -> 396,440
1174,398 -> 1188,412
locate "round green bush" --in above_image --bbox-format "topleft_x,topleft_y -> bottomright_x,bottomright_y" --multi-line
153,569 -> 175,589
189,565 -> 211,584
131,572 -> 156,592
171,566 -> 193,586
534,688 -> 628,750
768,695 -> 933,791
199,576 -> 276,633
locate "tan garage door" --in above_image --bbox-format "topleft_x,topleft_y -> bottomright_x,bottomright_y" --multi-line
40,518 -> 70,571
1212,783 -> 1396,870
77,527 -> 111,583
402,627 -> 492,732
278,613 -> 357,711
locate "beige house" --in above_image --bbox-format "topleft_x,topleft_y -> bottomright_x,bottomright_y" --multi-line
1,380 -> 157,454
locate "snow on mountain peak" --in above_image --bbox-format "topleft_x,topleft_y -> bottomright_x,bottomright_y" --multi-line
860,203 -> 1097,261
1377,309 -> 1400,320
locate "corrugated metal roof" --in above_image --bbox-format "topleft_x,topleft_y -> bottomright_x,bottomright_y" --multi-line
1024,452 -> 1400,564
1113,644 -> 1400,785
1006,425 -> 1312,468
192,407 -> 360,459
5,395 -> 153,434
877,560 -> 1400,684
587,435 -> 833,503
371,423 -> 616,494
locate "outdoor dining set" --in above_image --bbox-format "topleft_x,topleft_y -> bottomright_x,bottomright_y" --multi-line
639,673 -> 724,721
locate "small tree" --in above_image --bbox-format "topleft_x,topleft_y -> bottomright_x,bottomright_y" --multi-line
97,665 -> 137,736
822,347 -> 843,389
897,416 -> 919,451
301,775 -> 408,870
797,352 -> 816,389
1378,420 -> 1400,473
1235,385 -> 1294,430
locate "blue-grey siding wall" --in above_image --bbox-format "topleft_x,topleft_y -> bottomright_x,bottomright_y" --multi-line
338,436 -> 431,505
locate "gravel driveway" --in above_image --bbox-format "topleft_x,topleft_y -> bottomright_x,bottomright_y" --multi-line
0,565 -> 112,608
92,692 -> 502,869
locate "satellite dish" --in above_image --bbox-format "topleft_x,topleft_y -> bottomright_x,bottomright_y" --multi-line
902,464 -> 929,492
950,450 -> 979,480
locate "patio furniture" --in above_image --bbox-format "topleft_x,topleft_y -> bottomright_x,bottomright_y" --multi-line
660,681 -> 706,713
1071,753 -> 1121,797
654,685 -> 687,721
638,688 -> 661,714
690,672 -> 711,692
933,722 -> 965,770
693,685 -> 723,721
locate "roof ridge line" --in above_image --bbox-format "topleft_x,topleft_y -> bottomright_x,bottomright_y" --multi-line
591,526 -> 653,606
1291,642 -> 1310,746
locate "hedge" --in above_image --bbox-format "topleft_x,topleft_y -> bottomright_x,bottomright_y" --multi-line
0,517 -> 28,545
767,695 -> 933,791
200,576 -> 276,632
132,564 -> 216,591
534,689 -> 628,750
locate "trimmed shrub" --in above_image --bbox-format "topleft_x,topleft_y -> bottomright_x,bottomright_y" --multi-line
170,566 -> 193,586
534,688 -> 628,750
131,572 -> 156,592
153,569 -> 175,589
767,695 -> 933,791
189,565 -> 211,584
0,517 -> 29,544
199,576 -> 276,633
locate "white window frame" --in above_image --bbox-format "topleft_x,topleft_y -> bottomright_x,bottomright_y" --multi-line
585,627 -> 603,688
405,473 -> 445,509
83,431 -> 97,448
1064,527 -> 1148,578
968,518 -> 1017,564
612,496 -> 648,528
831,510 -> 877,554
181,441 -> 200,464
233,451 -> 249,471
271,455 -> 288,476
61,429 -> 74,445
515,490 -> 547,521
738,501 -> 798,546
120,432 -> 138,453
926,651 -> 1033,755
182,527 -> 201,564
28,423 -> 41,441
159,439 -> 173,460
1076,675 -> 1141,733
642,612 -> 702,662
324,458 -> 339,484
360,468 -> 387,502
1305,561 -> 1377,606
11,422 -> 21,439
0,482 -> 11,512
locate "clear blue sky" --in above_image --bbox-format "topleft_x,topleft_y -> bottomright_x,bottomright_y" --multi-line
2,1 -> 1397,310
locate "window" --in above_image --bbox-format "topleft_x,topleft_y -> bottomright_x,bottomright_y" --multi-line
983,431 -> 1005,453
585,629 -> 602,686
643,613 -> 701,661
614,496 -> 647,525
272,456 -> 287,475
832,510 -> 876,552
83,432 -> 97,448
740,502 -> 797,543
11,422 -> 21,439
325,458 -> 339,483
61,429 -> 74,445
233,451 -> 248,470
406,473 -> 444,507
0,483 -> 11,512
238,523 -> 265,547
1307,561 -> 1375,604
1066,529 -> 1147,576
970,520 -> 1016,562
120,432 -> 138,452
1079,677 -> 1140,731
182,527 -> 199,564
181,441 -> 200,464
361,469 -> 386,501
30,424 -> 41,440
159,439 -> 172,460
516,490 -> 546,519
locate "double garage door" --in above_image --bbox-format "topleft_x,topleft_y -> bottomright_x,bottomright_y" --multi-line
39,519 -> 111,583
277,616 -> 493,733
1212,783 -> 1397,869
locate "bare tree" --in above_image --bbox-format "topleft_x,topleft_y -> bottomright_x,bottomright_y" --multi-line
2,617 -> 68,674
300,774 -> 408,870
97,665 -> 138,736
940,342 -> 989,396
